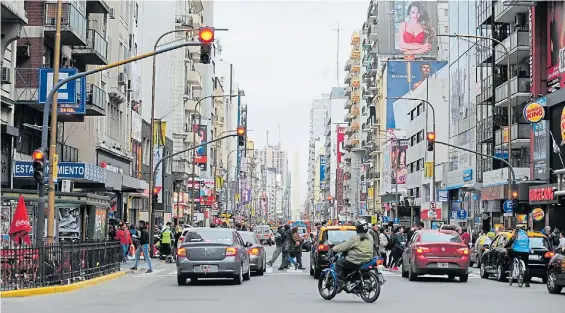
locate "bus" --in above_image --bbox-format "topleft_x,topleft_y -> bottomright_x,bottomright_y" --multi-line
288,220 -> 311,233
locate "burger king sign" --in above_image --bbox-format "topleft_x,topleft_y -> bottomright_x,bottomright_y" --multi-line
523,97 -> 546,124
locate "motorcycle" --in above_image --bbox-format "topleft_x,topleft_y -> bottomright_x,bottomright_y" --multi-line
318,247 -> 385,303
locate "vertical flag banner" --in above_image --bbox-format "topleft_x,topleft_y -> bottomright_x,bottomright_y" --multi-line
336,127 -> 346,208
153,147 -> 164,203
152,120 -> 167,145
194,124 -> 208,167
319,155 -> 326,188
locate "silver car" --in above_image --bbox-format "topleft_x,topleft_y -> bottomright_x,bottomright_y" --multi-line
238,231 -> 267,275
176,228 -> 252,285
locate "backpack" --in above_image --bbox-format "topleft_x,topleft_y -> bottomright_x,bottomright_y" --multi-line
385,233 -> 394,250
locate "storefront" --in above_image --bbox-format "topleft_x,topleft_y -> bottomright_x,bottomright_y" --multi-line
444,168 -> 477,226
527,184 -> 557,231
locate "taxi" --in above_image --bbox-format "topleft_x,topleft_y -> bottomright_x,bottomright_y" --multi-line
480,231 -> 554,283
309,225 -> 357,279
470,234 -> 492,268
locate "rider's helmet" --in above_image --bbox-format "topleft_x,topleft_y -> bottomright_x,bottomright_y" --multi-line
355,219 -> 369,234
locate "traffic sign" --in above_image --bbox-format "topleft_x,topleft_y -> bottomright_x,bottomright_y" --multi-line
382,216 -> 389,223
451,210 -> 458,220
38,68 -> 78,104
457,209 -> 468,220
393,217 -> 399,224
430,201 -> 436,209
503,200 -> 514,213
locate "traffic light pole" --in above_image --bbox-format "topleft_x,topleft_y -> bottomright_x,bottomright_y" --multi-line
37,40 -> 203,244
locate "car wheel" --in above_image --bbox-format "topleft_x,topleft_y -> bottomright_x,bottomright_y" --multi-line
233,264 -> 243,285
177,274 -> 187,286
459,274 -> 469,282
408,263 -> 417,281
480,262 -> 489,279
257,258 -> 265,276
547,270 -> 563,294
469,260 -> 475,268
401,261 -> 408,278
243,263 -> 251,281
496,263 -> 506,282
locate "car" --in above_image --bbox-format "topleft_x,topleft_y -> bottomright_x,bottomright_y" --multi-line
177,227 -> 193,248
547,247 -> 565,294
298,227 -> 312,251
176,227 -> 252,286
254,225 -> 274,245
309,225 -> 357,279
479,231 -> 553,283
470,235 -> 492,268
401,229 -> 470,282
238,231 -> 267,275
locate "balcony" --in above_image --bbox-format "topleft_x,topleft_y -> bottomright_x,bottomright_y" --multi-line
184,98 -> 197,113
187,69 -> 202,90
1,0 -> 28,23
344,100 -> 352,110
368,25 -> 378,40
85,83 -> 106,116
344,86 -> 352,96
494,31 -> 529,65
86,0 -> 110,14
494,123 -> 531,148
362,89 -> 373,99
175,13 -> 202,29
351,33 -> 360,45
362,72 -> 371,83
72,29 -> 108,65
351,64 -> 361,73
44,2 -> 87,46
476,75 -> 493,105
367,80 -> 377,91
494,0 -> 530,24
344,72 -> 353,84
344,112 -> 354,122
351,92 -> 360,103
351,78 -> 360,88
345,126 -> 353,135
214,116 -> 224,125
344,60 -> 353,72
350,50 -> 361,60
476,39 -> 494,65
494,76 -> 530,107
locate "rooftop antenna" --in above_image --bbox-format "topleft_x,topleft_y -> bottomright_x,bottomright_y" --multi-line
278,124 -> 281,149
266,130 -> 269,147
332,21 -> 343,87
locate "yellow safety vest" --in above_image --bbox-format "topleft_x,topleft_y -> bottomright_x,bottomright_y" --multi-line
161,229 -> 172,244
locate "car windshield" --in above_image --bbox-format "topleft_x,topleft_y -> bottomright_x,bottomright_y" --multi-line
184,229 -> 233,244
239,232 -> 256,244
529,237 -> 550,249
327,230 -> 356,244
421,232 -> 462,243
298,227 -> 307,234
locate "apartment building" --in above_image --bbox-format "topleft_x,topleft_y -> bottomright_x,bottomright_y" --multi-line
306,94 -> 329,216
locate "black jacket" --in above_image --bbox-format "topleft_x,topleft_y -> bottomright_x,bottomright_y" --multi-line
139,227 -> 150,245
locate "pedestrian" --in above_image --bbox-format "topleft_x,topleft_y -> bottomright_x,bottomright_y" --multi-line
130,220 -> 153,273
368,224 -> 380,256
279,224 -> 292,270
159,223 -> 173,258
291,226 -> 305,270
390,227 -> 406,271
116,223 -> 133,263
385,228 -> 395,267
378,228 -> 388,262
267,226 -> 284,267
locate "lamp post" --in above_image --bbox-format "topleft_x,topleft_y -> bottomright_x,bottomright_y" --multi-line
212,129 -> 237,222
223,148 -> 254,221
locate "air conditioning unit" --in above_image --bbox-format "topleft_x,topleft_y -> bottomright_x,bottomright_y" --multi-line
109,8 -> 116,19
1,67 -> 12,84
118,72 -> 127,85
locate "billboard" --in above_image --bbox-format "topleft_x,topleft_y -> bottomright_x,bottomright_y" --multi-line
199,179 -> 216,207
336,127 -> 346,208
337,126 -> 346,163
386,60 -> 448,130
531,120 -> 550,181
153,120 -> 167,145
392,139 -> 409,185
194,124 -> 208,166
376,1 -> 439,57
319,155 -> 326,187
547,1 -> 565,89
153,147 -> 164,203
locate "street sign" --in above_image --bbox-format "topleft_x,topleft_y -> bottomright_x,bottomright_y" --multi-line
393,217 -> 399,224
13,161 -> 106,183
52,153 -> 59,182
457,209 -> 468,220
503,200 -> 514,213
382,216 -> 389,223
58,77 -> 87,114
451,210 -> 458,220
38,68 -> 78,104
430,201 -> 436,209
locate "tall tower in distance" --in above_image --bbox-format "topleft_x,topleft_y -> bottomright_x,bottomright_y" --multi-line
292,152 -> 301,220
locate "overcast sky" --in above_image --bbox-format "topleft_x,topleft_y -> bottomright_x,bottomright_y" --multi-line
215,1 -> 368,205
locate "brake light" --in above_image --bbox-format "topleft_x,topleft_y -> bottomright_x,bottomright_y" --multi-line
457,248 -> 469,255
226,247 -> 237,256
416,247 -> 430,254
318,244 -> 329,251
544,251 -> 555,259
248,248 -> 260,255
177,247 -> 187,257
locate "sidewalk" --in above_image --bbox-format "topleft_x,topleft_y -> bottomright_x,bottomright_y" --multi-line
121,256 -> 169,274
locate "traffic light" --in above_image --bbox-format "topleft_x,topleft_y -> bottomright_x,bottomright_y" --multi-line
198,27 -> 214,64
32,149 -> 45,183
512,191 -> 518,209
426,132 -> 436,151
237,126 -> 246,147
152,187 -> 160,207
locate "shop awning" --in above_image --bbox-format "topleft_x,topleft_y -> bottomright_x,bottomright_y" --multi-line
1,189 -> 112,207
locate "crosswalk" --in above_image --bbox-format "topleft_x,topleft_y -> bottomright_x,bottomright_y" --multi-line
126,267 -> 482,279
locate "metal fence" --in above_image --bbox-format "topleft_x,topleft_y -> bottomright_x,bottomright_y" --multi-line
1,240 -> 121,291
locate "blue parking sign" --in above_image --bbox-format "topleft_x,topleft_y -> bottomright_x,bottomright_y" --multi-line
38,68 -> 78,104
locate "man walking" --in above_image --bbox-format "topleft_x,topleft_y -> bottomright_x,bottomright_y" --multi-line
130,220 -> 153,273
279,224 -> 292,270
267,226 -> 285,267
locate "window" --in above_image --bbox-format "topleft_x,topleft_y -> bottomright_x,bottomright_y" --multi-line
420,232 -> 462,243
417,130 -> 424,143
184,229 -> 233,244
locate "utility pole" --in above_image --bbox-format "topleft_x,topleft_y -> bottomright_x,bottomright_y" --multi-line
45,0 -> 63,244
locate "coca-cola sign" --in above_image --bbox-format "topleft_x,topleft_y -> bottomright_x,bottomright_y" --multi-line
528,184 -> 558,204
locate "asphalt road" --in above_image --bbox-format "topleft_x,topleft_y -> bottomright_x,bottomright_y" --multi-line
2,246 -> 563,312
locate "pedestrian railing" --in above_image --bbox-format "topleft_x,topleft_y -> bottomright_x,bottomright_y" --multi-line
1,240 -> 121,291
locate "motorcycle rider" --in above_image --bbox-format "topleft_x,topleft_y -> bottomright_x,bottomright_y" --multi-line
331,219 -> 374,292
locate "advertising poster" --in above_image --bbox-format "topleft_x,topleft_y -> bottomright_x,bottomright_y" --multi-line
376,1 -> 439,57
57,205 -> 80,242
532,120 -> 550,180
199,179 -> 216,207
319,155 -> 326,187
547,1 -> 565,89
194,124 -> 208,167
336,127 -> 346,207
94,208 -> 107,240
153,147 -> 163,203
152,120 -> 167,145
386,60 -> 448,130
391,139 -> 409,185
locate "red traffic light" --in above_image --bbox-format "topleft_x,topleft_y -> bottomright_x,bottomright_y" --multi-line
236,126 -> 246,136
198,27 -> 214,44
153,186 -> 162,195
426,132 -> 436,142
512,191 -> 518,198
32,149 -> 44,161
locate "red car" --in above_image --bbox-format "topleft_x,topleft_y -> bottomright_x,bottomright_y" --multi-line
401,229 -> 470,282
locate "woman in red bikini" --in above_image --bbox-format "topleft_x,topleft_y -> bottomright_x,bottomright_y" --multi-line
397,1 -> 434,55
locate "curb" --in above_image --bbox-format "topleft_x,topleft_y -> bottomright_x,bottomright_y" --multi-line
0,271 -> 126,298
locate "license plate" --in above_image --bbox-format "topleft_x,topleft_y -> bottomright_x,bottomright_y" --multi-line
438,263 -> 449,268
194,265 -> 218,273
529,255 -> 541,261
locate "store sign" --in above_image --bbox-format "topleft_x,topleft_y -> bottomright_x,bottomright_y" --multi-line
528,184 -> 557,204
531,208 -> 545,221
481,185 -> 506,200
523,100 -> 545,124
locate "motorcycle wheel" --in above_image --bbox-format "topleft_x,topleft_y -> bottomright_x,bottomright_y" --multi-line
359,271 -> 381,303
318,271 -> 337,300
